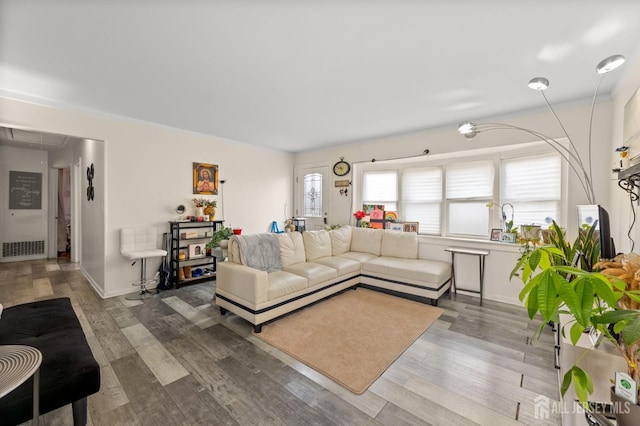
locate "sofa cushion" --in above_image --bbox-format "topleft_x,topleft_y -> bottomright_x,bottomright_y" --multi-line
284,262 -> 338,287
381,230 -> 418,259
329,226 -> 352,255
303,230 -> 332,261
276,232 -> 306,267
310,256 -> 361,276
363,257 -> 450,284
268,271 -> 309,301
338,251 -> 378,264
350,227 -> 383,255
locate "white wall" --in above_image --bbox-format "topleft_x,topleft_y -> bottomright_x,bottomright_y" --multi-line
1,96 -> 295,297
295,99 -> 614,305
0,146 -> 49,261
77,138 -> 106,293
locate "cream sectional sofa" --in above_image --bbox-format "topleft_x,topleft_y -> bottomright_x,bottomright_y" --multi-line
214,226 -> 451,332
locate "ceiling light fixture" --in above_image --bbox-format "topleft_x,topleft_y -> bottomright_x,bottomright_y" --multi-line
457,54 -> 626,205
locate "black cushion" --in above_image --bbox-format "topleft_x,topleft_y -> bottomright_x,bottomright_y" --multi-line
0,297 -> 100,425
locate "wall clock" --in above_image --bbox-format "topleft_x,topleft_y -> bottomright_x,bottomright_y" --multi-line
332,157 -> 351,176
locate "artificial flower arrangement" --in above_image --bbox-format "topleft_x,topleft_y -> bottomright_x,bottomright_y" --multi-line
192,198 -> 217,208
353,210 -> 366,220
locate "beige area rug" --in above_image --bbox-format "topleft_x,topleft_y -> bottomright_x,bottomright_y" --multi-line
255,288 -> 444,394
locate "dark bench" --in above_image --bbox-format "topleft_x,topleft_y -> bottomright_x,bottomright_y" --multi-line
0,298 -> 100,425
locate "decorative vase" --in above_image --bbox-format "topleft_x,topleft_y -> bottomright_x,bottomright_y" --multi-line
204,206 -> 215,219
196,206 -> 204,218
611,387 -> 640,426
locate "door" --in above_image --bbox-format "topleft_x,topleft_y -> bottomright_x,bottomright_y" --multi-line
48,167 -> 72,258
294,165 -> 329,231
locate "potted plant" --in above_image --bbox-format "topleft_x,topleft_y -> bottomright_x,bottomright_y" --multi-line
206,225 -> 234,249
192,198 -> 217,218
511,221 -> 640,423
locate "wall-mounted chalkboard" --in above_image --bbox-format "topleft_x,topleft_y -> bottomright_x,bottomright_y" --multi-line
9,170 -> 42,209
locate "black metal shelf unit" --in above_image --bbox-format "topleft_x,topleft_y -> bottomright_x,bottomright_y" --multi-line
169,220 -> 224,287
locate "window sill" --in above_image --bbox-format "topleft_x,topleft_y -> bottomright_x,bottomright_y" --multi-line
418,234 -> 523,253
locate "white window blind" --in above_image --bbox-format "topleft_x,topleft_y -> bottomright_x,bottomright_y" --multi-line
402,167 -> 442,234
446,161 -> 494,199
363,170 -> 397,211
501,154 -> 561,225
446,161 -> 493,236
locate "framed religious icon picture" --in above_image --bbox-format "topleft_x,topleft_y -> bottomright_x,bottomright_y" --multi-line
193,162 -> 218,195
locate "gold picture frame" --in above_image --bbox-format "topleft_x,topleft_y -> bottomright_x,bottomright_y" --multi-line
193,162 -> 218,195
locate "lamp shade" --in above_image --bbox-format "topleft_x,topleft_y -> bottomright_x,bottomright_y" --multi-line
457,121 -> 476,134
527,77 -> 549,91
596,54 -> 625,74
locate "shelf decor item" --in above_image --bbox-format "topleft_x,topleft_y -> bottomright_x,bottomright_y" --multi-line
188,243 -> 206,259
192,198 -> 216,218
204,205 -> 216,219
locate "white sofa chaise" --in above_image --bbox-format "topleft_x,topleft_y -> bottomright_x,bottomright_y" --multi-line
214,226 -> 451,332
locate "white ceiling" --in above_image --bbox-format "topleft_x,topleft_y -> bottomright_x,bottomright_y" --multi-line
2,1 -> 640,153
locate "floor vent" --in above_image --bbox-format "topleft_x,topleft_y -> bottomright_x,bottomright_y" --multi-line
2,240 -> 45,257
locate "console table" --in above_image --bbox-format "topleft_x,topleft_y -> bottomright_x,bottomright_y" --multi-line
444,247 -> 490,305
0,345 -> 42,426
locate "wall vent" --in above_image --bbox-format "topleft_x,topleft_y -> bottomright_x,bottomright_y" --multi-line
2,241 -> 45,257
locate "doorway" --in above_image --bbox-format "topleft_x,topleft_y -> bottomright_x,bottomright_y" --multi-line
294,165 -> 329,231
56,168 -> 71,258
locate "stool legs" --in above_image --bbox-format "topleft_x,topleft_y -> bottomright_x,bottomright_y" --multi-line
126,258 -> 156,300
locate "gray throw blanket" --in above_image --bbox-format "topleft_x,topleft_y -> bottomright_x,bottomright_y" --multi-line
235,234 -> 282,273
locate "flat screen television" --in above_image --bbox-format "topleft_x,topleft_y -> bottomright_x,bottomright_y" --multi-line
577,204 -> 615,260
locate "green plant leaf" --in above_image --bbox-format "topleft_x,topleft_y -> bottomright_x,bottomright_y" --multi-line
557,278 -> 582,324
560,370 -> 572,397
625,291 -> 640,304
538,250 -> 551,270
570,366 -> 594,406
510,255 -> 528,280
592,310 -> 640,325
621,315 -> 640,346
573,278 -> 594,328
589,274 -> 619,307
528,250 -> 541,271
526,284 -> 539,320
519,270 -> 541,303
537,269 -> 559,322
614,320 -> 627,335
569,322 -> 586,345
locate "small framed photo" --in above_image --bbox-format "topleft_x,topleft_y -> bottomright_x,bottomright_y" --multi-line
500,232 -> 517,243
389,222 -> 404,232
403,222 -> 419,233
188,243 -> 206,259
490,228 -> 502,241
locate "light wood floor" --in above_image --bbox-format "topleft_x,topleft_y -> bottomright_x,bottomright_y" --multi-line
1,258 -> 561,425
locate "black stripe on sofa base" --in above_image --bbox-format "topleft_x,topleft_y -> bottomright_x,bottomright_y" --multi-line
216,276 -> 358,316
360,274 -> 451,293
215,275 -> 451,332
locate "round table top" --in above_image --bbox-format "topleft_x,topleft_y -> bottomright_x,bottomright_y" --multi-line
0,345 -> 43,399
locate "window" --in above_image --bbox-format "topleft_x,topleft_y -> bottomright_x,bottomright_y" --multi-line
354,142 -> 563,239
303,172 -> 323,217
446,161 -> 494,237
363,170 -> 397,211
501,154 -> 561,226
402,167 -> 442,235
